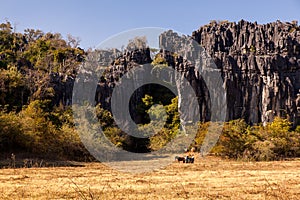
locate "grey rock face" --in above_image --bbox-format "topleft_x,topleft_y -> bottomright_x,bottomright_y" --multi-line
53,20 -> 300,126
192,20 -> 300,125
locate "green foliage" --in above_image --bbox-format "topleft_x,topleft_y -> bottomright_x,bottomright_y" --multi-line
94,96 -> 179,152
0,110 -> 24,151
164,96 -> 180,130
142,94 -> 154,107
0,22 -> 86,161
94,104 -> 126,148
0,100 -> 87,160
20,100 -> 60,155
295,125 -> 300,133
103,127 -> 125,148
0,21 -> 84,110
0,65 -> 27,110
193,122 -> 210,147
250,45 -> 256,53
95,104 -> 114,129
195,117 -> 300,161
148,96 -> 180,151
267,117 -> 291,133
193,122 -> 224,153
217,119 -> 252,159
151,54 -> 167,66
148,128 -> 173,150
256,117 -> 299,159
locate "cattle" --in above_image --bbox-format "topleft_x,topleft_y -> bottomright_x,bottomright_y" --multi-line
185,156 -> 194,163
175,155 -> 195,163
175,147 -> 196,164
175,156 -> 186,163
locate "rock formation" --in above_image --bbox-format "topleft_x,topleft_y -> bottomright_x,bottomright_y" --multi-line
192,20 -> 300,125
54,20 -> 300,126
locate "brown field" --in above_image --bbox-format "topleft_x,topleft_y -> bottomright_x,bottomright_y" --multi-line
0,156 -> 300,200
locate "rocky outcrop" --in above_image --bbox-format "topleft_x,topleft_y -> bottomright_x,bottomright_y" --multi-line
55,20 -> 300,126
50,72 -> 74,106
95,48 -> 153,111
192,20 -> 300,125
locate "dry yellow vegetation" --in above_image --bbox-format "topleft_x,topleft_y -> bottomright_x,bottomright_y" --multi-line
0,156 -> 300,199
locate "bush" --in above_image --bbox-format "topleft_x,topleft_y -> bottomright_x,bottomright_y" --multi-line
149,127 -> 175,151
0,100 -> 88,160
252,140 -> 275,161
151,54 -> 167,66
0,110 -> 25,151
103,127 -> 126,148
194,117 -> 300,161
216,119 -> 253,159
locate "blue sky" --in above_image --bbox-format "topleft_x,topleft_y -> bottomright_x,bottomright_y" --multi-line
1,0 -> 300,49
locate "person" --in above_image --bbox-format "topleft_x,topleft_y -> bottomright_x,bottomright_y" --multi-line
185,147 -> 195,163
11,153 -> 16,168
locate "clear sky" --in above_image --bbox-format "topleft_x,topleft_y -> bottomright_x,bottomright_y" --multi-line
1,0 -> 300,49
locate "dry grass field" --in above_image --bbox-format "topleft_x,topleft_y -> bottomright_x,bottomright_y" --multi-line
0,156 -> 300,200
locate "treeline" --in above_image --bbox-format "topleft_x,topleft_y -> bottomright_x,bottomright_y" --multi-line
0,21 -> 88,160
0,21 -> 84,111
0,100 -> 88,160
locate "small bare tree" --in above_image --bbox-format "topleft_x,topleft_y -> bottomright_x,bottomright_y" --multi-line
126,36 -> 148,50
67,34 -> 81,48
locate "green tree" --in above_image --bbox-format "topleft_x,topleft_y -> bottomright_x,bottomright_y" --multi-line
0,65 -> 27,110
0,110 -> 24,151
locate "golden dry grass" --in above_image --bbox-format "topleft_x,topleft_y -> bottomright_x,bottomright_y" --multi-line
0,156 -> 300,199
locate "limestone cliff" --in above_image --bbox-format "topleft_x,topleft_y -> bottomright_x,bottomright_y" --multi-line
55,20 -> 300,126
192,20 -> 300,125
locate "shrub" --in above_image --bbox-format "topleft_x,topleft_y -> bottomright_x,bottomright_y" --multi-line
217,119 -> 252,159
151,54 -> 167,66
0,110 -> 25,151
103,127 -> 126,148
252,140 -> 275,161
194,117 -> 300,161
149,128 -> 174,151
295,125 -> 300,133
